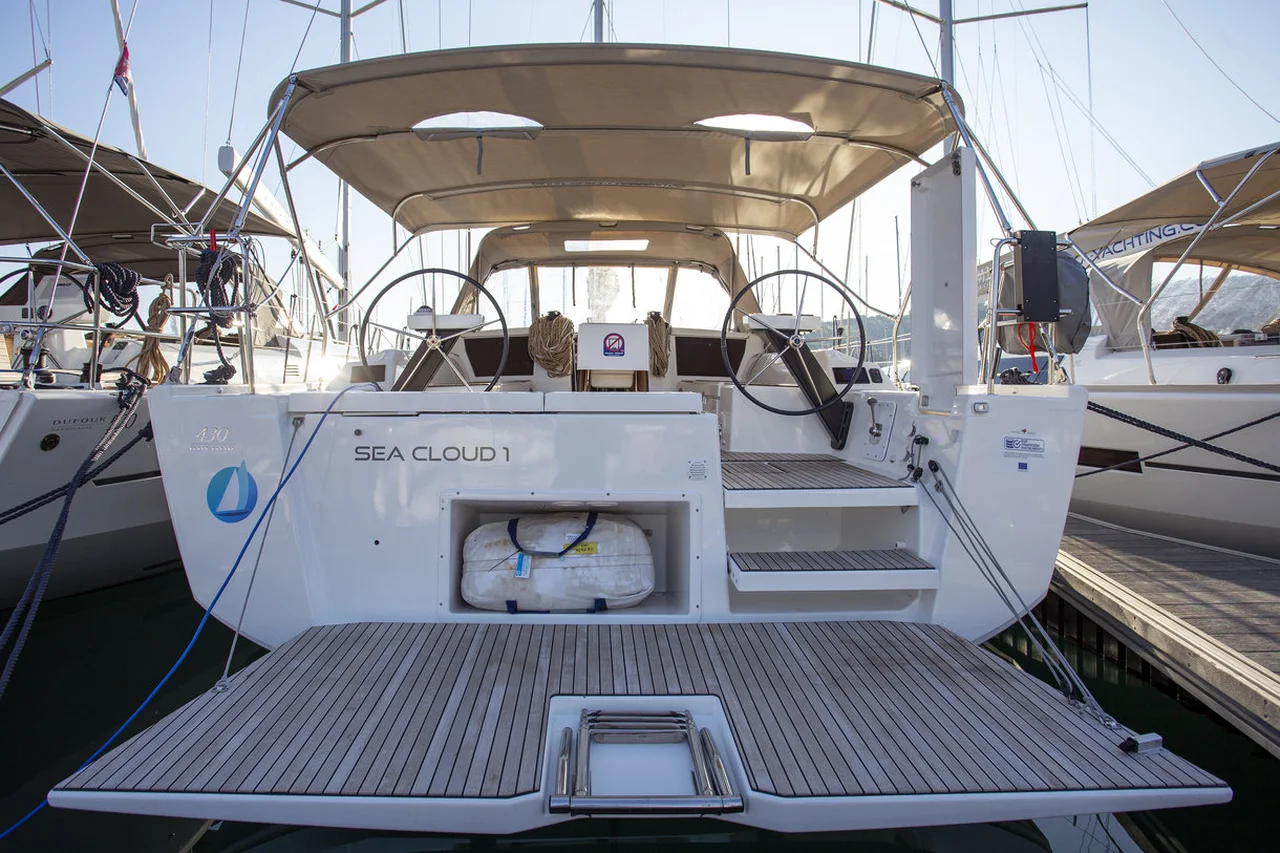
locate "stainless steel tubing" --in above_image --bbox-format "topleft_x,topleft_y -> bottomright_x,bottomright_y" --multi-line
574,711 -> 591,797
700,728 -> 735,797
685,715 -> 715,797
555,727 -> 572,797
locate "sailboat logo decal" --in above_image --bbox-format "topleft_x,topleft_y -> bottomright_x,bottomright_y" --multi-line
206,461 -> 259,523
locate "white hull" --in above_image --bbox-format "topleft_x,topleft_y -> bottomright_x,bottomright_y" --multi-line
145,382 -> 1087,647
0,344 -> 332,607
0,389 -> 178,606
1071,340 -> 1280,557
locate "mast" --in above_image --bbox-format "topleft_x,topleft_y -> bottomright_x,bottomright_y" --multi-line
338,0 -> 352,337
594,0 -> 605,43
939,0 -> 954,153
109,0 -> 146,158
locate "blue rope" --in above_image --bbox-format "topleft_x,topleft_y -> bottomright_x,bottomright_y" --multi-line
0,383 -> 369,842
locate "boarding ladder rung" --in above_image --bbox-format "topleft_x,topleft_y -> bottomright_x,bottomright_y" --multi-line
548,709 -> 744,815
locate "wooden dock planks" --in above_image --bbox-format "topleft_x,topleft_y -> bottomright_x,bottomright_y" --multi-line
1056,516 -> 1280,758
1060,517 -> 1280,669
57,619 -> 1223,802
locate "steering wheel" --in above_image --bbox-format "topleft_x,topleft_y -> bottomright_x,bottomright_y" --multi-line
720,269 -> 866,416
356,268 -> 508,392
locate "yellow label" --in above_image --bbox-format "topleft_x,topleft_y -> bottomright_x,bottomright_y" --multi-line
565,541 -> 598,556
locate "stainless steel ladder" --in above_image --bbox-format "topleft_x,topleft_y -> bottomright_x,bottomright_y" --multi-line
549,709 -> 744,815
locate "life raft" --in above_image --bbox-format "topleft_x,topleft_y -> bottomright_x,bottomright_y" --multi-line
461,512 -> 654,612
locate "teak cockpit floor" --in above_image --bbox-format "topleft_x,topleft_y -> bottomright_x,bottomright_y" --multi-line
56,620 -> 1222,803
720,452 -> 903,491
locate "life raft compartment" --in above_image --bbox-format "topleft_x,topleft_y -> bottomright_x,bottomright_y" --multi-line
462,512 -> 655,612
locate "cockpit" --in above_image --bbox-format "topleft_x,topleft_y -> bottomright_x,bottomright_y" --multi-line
329,222 -> 883,419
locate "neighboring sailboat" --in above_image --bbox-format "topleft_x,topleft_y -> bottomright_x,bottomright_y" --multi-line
48,44 -> 1228,834
0,96 -> 335,606
1067,143 -> 1280,557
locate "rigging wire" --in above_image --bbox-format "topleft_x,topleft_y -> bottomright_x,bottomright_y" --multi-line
1085,3 -> 1096,217
1031,61 -> 1084,222
46,0 -> 141,300
991,42 -> 1023,196
289,0 -> 323,75
1048,64 -> 1088,223
1009,1 -> 1155,187
27,1 -> 42,113
202,0 -> 214,185
904,1 -> 939,79
44,0 -> 52,113
27,0 -> 50,57
577,0 -> 594,42
1158,0 -> 1280,125
866,0 -> 876,64
225,0 -> 253,143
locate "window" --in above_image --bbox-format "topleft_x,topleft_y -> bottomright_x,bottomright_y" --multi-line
537,266 -> 667,325
669,267 -> 729,329
1149,261 -> 1280,333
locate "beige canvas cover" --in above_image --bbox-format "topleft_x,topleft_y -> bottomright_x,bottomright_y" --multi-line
0,97 -> 288,248
468,222 -> 749,292
1145,228 -> 1280,280
29,236 -> 202,282
274,44 -> 957,238
1071,143 -> 1280,255
461,220 -> 761,316
1090,252 -> 1155,351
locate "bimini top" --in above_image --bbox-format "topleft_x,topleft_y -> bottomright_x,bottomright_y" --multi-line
273,44 -> 958,239
28,236 -> 201,282
1071,142 -> 1280,257
0,97 -> 289,248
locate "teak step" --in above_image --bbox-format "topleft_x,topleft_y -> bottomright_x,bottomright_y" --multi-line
729,549 -> 938,592
721,452 -> 917,509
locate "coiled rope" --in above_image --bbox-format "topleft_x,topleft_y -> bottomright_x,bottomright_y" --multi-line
528,311 -> 575,377
82,262 -> 141,319
646,311 -> 671,377
1170,316 -> 1220,348
0,371 -> 148,706
130,277 -> 173,383
194,249 -> 240,384
195,250 -> 239,327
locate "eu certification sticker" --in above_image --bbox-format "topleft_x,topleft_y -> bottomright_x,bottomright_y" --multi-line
1002,435 -> 1046,459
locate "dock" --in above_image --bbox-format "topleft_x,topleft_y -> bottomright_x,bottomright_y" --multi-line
50,619 -> 1226,835
1055,515 -> 1280,758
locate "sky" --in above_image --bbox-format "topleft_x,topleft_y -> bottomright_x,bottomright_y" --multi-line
3,0 -> 1280,318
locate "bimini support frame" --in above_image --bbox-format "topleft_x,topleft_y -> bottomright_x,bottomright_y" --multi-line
1063,142 -> 1280,385
1133,148 -> 1277,384
163,80 -> 305,392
